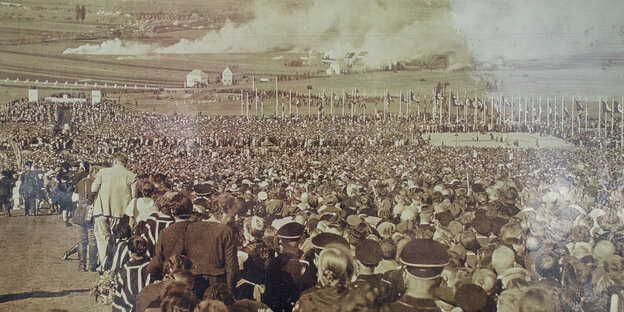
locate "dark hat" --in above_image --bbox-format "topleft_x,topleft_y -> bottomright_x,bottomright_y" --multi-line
277,222 -> 305,240
471,183 -> 485,193
454,283 -> 488,312
193,183 -> 214,197
400,239 -> 449,279
311,232 -> 349,250
355,239 -> 383,266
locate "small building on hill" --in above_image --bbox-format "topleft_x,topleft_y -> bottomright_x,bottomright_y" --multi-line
222,67 -> 233,86
186,69 -> 208,88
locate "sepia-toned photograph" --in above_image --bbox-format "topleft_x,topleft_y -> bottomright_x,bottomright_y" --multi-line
0,0 -> 623,311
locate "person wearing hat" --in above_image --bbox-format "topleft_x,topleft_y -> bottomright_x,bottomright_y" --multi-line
352,239 -> 393,305
388,239 -> 449,312
235,216 -> 271,301
19,160 -> 44,216
264,222 -> 312,312
181,193 -> 242,294
0,169 -> 16,217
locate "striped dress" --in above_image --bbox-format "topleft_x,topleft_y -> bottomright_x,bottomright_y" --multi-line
141,212 -> 175,254
112,258 -> 152,312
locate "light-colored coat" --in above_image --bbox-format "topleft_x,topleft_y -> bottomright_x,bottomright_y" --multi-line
91,164 -> 135,218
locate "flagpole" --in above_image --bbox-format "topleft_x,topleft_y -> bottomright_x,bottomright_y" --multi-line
330,89 -> 333,117
473,93 -> 477,126
464,91 -> 467,123
289,89 -> 292,117
572,96 -> 575,135
547,98 -> 550,127
561,96 -> 564,134
384,89 -> 387,121
621,96 -> 623,149
255,85 -> 258,117
482,92 -> 485,125
447,88 -> 453,124
246,92 -> 249,121
599,97 -> 602,138
342,89 -> 345,117
500,92 -> 504,125
612,98 -> 615,135
585,98 -> 588,132
275,78 -> 278,118
531,98 -> 534,125
537,95 -> 542,127
241,89 -> 244,116
490,93 -> 494,125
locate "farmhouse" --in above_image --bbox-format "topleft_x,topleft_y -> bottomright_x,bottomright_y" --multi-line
326,62 -> 341,75
186,69 -> 208,87
222,67 -> 233,86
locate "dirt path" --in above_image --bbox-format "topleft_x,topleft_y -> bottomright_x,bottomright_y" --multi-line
0,210 -> 108,312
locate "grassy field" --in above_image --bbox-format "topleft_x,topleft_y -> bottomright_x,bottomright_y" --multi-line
423,132 -> 570,148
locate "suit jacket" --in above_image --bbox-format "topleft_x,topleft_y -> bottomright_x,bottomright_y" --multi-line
183,221 -> 239,289
91,164 -> 135,218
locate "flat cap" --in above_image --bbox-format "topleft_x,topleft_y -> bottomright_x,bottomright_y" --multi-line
193,183 -> 214,197
346,215 -> 363,227
400,239 -> 449,279
277,222 -> 305,240
355,239 -> 383,265
454,283 -> 488,312
311,232 -> 349,250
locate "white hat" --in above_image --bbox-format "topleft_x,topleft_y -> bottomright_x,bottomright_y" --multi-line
258,191 -> 268,201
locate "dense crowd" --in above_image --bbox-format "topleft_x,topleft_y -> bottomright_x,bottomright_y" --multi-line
1,96 -> 624,312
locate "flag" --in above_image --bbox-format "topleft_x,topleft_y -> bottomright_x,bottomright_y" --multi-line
616,100 -> 623,114
387,93 -> 394,103
547,103 -> 552,116
575,99 -> 584,112
564,102 -> 570,118
296,97 -> 301,107
411,91 -> 418,102
452,93 -> 462,106
477,99 -> 484,110
401,94 -> 408,103
602,100 -> 613,116
504,97 -> 511,106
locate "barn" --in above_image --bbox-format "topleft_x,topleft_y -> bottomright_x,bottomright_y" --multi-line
186,69 -> 208,87
222,67 -> 233,86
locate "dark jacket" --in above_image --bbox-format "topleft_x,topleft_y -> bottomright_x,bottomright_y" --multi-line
19,170 -> 43,198
146,220 -> 192,279
182,221 -> 239,289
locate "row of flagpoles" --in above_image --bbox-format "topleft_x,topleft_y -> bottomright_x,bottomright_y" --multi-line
237,78 -> 624,143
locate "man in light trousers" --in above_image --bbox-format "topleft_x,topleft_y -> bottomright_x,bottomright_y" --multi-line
91,153 -> 135,266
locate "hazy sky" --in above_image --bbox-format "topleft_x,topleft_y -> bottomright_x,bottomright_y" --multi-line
450,0 -> 624,62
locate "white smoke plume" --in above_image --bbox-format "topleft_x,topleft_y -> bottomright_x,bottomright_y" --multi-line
64,0 -> 474,69
449,0 -> 623,64
63,38 -> 157,55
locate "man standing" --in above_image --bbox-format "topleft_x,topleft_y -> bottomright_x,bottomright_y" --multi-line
0,170 -> 16,217
19,161 -> 43,216
388,239 -> 449,312
91,154 -> 136,266
181,193 -> 241,294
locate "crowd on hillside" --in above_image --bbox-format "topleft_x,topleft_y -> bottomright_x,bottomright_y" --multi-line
0,97 -> 623,311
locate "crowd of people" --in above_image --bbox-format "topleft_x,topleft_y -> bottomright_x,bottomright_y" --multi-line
1,95 -> 624,311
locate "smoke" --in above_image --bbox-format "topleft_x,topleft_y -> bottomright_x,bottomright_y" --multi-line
64,0 -> 474,69
449,0 -> 624,64
63,38 -> 157,55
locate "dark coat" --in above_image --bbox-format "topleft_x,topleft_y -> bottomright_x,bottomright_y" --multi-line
182,221 -> 239,289
145,220 -> 191,279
